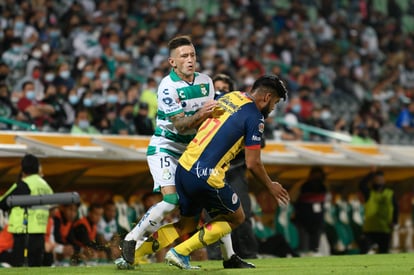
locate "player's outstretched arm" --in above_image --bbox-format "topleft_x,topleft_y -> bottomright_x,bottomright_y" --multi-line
170,100 -> 217,134
245,147 -> 290,206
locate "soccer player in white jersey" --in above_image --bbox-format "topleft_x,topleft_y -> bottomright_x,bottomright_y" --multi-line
117,35 -> 254,269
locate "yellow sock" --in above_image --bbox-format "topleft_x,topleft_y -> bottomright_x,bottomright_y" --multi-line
175,221 -> 232,256
134,223 -> 179,263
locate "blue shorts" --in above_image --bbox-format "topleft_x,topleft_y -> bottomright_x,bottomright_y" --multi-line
175,164 -> 240,217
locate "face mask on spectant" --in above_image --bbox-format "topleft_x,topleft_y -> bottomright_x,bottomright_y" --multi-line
292,104 -> 301,113
85,71 -> 95,79
107,95 -> 118,104
26,91 -> 35,100
83,98 -> 93,107
60,70 -> 70,79
45,73 -> 55,82
100,72 -> 110,81
69,95 -> 79,105
78,119 -> 90,129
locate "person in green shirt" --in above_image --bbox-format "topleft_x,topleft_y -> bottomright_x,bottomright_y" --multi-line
71,108 -> 100,135
111,103 -> 136,135
358,170 -> 398,254
138,77 -> 158,126
350,123 -> 376,145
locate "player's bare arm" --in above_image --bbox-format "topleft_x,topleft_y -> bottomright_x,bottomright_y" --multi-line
245,147 -> 290,206
170,100 -> 217,133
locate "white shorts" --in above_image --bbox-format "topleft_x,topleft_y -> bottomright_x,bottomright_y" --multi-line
147,152 -> 179,191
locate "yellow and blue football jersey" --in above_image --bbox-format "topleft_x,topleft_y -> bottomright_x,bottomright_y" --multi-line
179,91 -> 264,188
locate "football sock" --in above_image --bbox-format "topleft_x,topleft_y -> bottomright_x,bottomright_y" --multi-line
124,200 -> 176,242
219,233 -> 235,260
134,223 -> 179,262
174,221 -> 232,256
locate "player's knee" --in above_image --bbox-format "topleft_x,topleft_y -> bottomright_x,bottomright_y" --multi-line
231,209 -> 245,228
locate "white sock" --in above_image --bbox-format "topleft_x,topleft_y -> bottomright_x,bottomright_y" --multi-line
124,200 -> 176,242
219,233 -> 235,260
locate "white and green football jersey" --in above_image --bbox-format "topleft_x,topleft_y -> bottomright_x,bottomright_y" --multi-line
147,69 -> 214,158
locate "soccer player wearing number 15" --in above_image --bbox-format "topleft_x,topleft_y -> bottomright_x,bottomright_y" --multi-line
118,35 -> 253,269
132,75 -> 291,269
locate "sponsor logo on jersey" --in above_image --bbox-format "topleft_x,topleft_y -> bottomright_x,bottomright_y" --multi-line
258,122 -> 265,133
162,88 -> 169,95
192,102 -> 200,109
195,162 -> 219,178
162,97 -> 174,106
252,135 -> 261,141
232,193 -> 238,204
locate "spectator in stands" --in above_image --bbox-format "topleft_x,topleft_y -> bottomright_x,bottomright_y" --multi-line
94,86 -> 120,127
298,86 -> 314,121
1,37 -> 27,85
0,154 -> 54,267
52,204 -> 78,265
53,62 -> 75,91
0,0 -> 414,146
290,166 -> 327,255
97,200 -> 121,261
111,103 -> 136,135
14,64 -> 45,101
71,108 -> 100,135
280,96 -> 303,141
72,20 -> 103,59
17,81 -> 55,128
139,77 -> 158,123
306,105 -> 332,142
395,101 -> 414,134
41,84 -> 67,131
358,170 -> 398,254
350,122 -> 377,145
71,203 -> 107,264
134,102 -> 154,136
0,83 -> 17,129
0,62 -> 11,89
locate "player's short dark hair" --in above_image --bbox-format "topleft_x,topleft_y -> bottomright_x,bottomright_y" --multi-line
21,154 -> 39,175
252,75 -> 288,101
168,35 -> 192,53
213,74 -> 235,92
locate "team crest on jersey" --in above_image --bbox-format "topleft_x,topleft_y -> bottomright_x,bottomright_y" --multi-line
232,193 -> 238,204
200,84 -> 207,95
162,169 -> 172,180
258,122 -> 265,133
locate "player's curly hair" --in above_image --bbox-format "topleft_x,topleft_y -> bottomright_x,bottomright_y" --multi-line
252,75 -> 288,101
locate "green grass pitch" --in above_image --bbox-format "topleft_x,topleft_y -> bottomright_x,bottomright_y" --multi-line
1,254 -> 413,275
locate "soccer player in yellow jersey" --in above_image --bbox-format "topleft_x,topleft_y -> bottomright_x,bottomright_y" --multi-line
131,75 -> 290,269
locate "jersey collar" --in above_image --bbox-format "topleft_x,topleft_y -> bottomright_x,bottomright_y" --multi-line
169,69 -> 199,82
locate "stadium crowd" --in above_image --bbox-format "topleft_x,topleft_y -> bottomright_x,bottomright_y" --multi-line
0,0 -> 413,143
